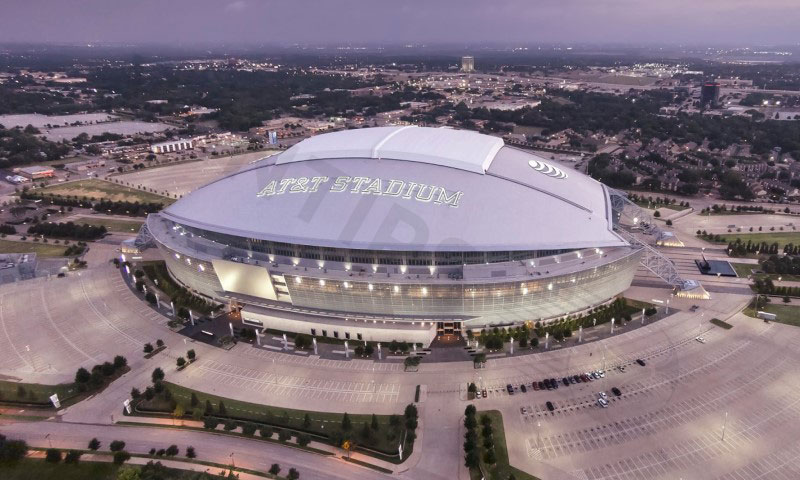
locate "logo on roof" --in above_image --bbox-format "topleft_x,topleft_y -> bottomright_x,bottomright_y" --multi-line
528,159 -> 568,179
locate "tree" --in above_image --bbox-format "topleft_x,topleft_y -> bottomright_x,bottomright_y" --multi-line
113,355 -> 128,369
113,450 -> 131,465
186,446 -> 196,459
88,438 -> 101,451
190,392 -> 199,408
341,412 -> 352,431
303,413 -> 312,429
205,399 -> 214,415
259,426 -> 274,439
278,429 -> 291,442
269,464 -> 281,475
75,367 -> 90,384
484,449 -> 497,464
176,357 -> 186,368
110,440 -> 126,452
464,450 -> 479,468
173,404 -> 185,421
64,450 -> 82,464
297,433 -> 311,447
465,404 -> 477,417
143,343 -> 154,354
165,444 -> 179,457
187,349 -> 196,361
156,339 -> 164,348
218,401 -> 227,416
45,448 -> 62,463
287,468 -> 300,480
116,467 -> 141,480
151,367 -> 165,384
371,413 -> 379,431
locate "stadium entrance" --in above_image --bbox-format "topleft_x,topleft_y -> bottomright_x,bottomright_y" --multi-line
436,321 -> 462,336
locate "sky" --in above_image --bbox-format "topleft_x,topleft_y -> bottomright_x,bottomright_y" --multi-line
0,0 -> 798,47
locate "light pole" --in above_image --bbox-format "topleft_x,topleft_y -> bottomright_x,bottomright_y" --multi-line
45,433 -> 52,448
721,411 -> 728,441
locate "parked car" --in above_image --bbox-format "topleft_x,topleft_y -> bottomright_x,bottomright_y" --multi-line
573,375 -> 582,383
636,359 -> 646,366
532,382 -> 540,391
521,406 -> 528,415
562,377 -> 570,386
520,384 -> 527,393
695,336 -> 706,344
598,392 -> 608,400
597,398 -> 609,408
506,384 -> 514,395
550,378 -> 559,389
537,381 -> 545,390
611,387 -> 622,397
481,389 -> 487,398
546,401 -> 555,412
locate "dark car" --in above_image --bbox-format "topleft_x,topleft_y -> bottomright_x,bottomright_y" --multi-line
532,381 -> 540,391
573,374 -> 582,383
545,379 -> 553,390
569,376 -> 577,384
538,381 -> 546,390
506,384 -> 514,395
520,384 -> 527,393
580,374 -> 591,382
611,387 -> 622,397
636,359 -> 646,366
562,377 -> 570,386
545,401 -> 555,412
551,378 -> 559,389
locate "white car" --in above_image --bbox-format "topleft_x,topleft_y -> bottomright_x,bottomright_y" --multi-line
598,370 -> 605,378
598,392 -> 608,400
695,336 -> 706,344
597,398 -> 609,408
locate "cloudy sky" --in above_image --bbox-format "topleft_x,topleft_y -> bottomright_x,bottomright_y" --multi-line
1,0 -> 797,46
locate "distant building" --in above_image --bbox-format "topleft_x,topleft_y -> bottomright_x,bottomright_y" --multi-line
461,56 -> 475,73
151,139 -> 193,154
700,82 -> 720,107
15,165 -> 55,180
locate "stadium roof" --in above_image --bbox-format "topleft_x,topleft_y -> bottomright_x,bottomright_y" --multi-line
278,126 -> 504,175
162,127 -> 629,252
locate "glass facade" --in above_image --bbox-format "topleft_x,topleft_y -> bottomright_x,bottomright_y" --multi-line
180,225 -> 570,267
282,249 -> 640,320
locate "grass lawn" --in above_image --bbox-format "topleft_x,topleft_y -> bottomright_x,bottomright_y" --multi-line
744,302 -> 800,327
35,179 -> 174,205
731,262 -> 800,281
0,380 -> 79,406
137,382 -> 414,459
470,410 -> 540,480
76,216 -> 143,233
0,459 -> 120,480
701,232 -> 800,248
0,239 -> 68,257
731,263 -> 760,278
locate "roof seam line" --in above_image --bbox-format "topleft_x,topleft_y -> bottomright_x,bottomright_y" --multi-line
371,125 -> 416,159
485,171 -> 593,214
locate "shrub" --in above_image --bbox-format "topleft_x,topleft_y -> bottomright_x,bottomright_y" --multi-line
45,448 -> 62,463
165,445 -> 179,457
74,367 -> 90,383
278,429 -> 291,442
259,426 -> 274,438
151,367 -> 165,383
64,450 -> 82,464
87,438 -> 101,450
177,357 -> 186,368
241,422 -> 257,436
187,349 -> 196,361
109,440 -> 126,452
287,468 -> 299,480
186,446 -> 196,458
113,451 -> 131,465
203,417 -> 219,430
223,420 -> 238,431
143,343 -> 154,354
269,464 -> 281,475
297,433 -> 311,447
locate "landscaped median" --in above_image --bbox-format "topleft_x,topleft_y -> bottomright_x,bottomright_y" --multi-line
463,407 -> 539,480
0,355 -> 129,409
127,375 -> 417,466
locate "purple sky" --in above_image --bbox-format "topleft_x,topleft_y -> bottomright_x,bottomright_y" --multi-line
1,0 -> 798,46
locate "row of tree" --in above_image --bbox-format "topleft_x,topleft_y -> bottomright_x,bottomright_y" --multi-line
27,221 -> 107,240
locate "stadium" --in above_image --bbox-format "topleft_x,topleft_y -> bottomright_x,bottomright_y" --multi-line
146,126 -> 643,345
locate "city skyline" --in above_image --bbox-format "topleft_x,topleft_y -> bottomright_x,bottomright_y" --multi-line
1,0 -> 799,47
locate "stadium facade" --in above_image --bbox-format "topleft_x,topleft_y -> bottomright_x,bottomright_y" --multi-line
147,126 -> 642,345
